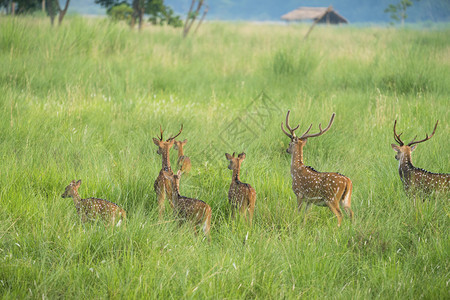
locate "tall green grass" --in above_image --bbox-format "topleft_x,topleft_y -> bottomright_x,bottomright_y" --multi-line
0,16 -> 449,298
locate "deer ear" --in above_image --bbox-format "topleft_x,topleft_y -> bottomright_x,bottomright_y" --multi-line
225,153 -> 232,160
177,170 -> 182,177
152,138 -> 160,146
391,144 -> 400,151
238,152 -> 246,160
182,139 -> 187,144
410,145 -> 417,152
76,180 -> 82,187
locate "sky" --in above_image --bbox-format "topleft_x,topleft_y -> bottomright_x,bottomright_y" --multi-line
69,0 -> 450,23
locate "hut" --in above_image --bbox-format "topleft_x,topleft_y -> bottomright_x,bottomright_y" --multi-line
281,6 -> 348,24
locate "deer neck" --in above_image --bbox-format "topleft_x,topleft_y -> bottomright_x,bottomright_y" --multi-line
171,183 -> 180,205
177,147 -> 184,158
398,152 -> 414,181
291,144 -> 304,172
161,149 -> 172,172
232,165 -> 241,182
71,190 -> 82,207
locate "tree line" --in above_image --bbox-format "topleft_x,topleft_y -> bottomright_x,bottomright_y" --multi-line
0,0 -> 207,37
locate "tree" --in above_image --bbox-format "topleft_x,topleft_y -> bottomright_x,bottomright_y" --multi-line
107,2 -> 133,23
182,0 -> 208,38
146,0 -> 182,27
384,0 -> 418,26
96,0 -> 181,31
45,0 -> 71,26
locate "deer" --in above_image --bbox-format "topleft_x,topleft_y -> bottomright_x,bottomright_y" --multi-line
163,170 -> 212,241
153,124 -> 183,219
173,139 -> 192,173
391,120 -> 449,198
281,110 -> 353,227
61,180 -> 126,227
225,152 -> 256,226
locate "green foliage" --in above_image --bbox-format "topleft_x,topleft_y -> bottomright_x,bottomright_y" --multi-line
384,0 -> 416,24
0,17 -> 449,298
107,2 -> 133,23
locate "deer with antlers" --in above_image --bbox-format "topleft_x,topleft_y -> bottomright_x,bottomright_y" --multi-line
391,120 -> 449,197
61,180 -> 126,227
153,125 -> 183,219
281,111 -> 353,227
174,139 -> 192,173
225,152 -> 256,225
163,170 -> 212,241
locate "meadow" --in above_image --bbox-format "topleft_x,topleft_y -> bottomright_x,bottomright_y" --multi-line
0,16 -> 449,298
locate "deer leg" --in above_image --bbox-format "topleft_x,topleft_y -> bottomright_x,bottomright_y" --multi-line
156,185 -> 166,220
327,202 -> 343,227
248,199 -> 255,227
296,194 -> 304,213
301,203 -> 312,225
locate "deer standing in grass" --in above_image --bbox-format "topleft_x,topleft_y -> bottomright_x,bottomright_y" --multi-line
225,152 -> 256,225
281,111 -> 353,227
153,125 -> 183,219
174,139 -> 192,173
61,180 -> 126,227
163,170 -> 212,241
391,120 -> 449,198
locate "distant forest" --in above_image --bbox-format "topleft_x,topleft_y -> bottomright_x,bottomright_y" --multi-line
71,0 -> 450,23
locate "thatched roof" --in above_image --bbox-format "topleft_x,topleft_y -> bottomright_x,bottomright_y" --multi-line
281,6 -> 348,24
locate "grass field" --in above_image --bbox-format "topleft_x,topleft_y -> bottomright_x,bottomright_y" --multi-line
0,16 -> 449,298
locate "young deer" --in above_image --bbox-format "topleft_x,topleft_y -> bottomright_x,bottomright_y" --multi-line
225,152 -> 256,225
163,170 -> 212,240
281,110 -> 353,227
174,139 -> 192,173
153,125 -> 183,219
391,120 -> 449,197
61,180 -> 126,227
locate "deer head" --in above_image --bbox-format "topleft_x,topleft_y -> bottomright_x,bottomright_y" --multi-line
225,152 -> 246,170
163,170 -> 182,193
173,139 -> 188,151
61,180 -> 82,198
152,124 -> 183,155
281,110 -> 335,154
391,119 -> 438,161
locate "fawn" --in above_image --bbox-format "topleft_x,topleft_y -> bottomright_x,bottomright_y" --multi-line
153,125 -> 183,219
391,120 -> 449,198
281,110 -> 353,227
225,152 -> 256,225
61,180 -> 126,227
174,139 -> 192,173
163,170 -> 212,240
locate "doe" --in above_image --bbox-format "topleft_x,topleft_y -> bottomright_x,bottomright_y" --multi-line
174,139 -> 192,173
225,152 -> 256,225
163,170 -> 212,241
61,180 -> 126,227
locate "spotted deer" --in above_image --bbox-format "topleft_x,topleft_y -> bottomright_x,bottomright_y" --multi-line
153,125 -> 183,219
61,180 -> 126,227
174,139 -> 192,173
225,152 -> 256,225
281,111 -> 353,227
163,170 -> 212,241
391,120 -> 449,197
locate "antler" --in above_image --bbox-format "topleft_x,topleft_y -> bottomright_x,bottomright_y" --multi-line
300,113 -> 335,139
407,120 -> 438,147
393,119 -> 404,146
167,124 -> 183,141
281,110 -> 300,139
158,125 -> 164,141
